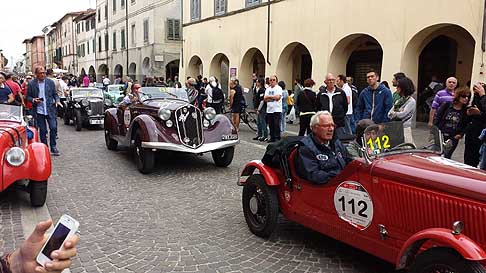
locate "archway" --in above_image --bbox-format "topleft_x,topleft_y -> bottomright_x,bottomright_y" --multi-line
402,24 -> 475,121
187,55 -> 203,79
88,66 -> 96,80
166,59 -> 180,82
240,48 -> 266,89
98,64 -> 109,81
209,53 -> 230,94
142,57 -> 151,76
80,68 -> 86,76
128,63 -> 137,81
114,64 -> 123,79
328,34 -> 383,92
276,42 -> 312,87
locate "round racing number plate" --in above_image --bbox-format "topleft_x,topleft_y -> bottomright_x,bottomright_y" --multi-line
333,181 -> 374,231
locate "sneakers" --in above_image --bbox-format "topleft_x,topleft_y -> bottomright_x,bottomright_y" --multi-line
51,147 -> 60,156
252,136 -> 260,141
258,137 -> 269,142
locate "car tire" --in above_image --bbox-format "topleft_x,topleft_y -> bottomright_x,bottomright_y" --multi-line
242,174 -> 278,238
409,247 -> 486,273
74,110 -> 82,131
211,146 -> 235,167
134,130 -> 155,174
30,180 -> 47,207
105,129 -> 117,151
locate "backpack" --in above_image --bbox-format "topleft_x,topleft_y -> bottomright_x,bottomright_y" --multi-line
211,86 -> 224,104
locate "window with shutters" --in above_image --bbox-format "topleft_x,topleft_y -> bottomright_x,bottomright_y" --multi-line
98,36 -> 102,52
87,41 -> 90,55
214,0 -> 226,15
143,19 -> 149,42
246,0 -> 261,7
91,19 -> 95,29
120,28 -> 126,49
98,9 -> 101,22
131,24 -> 136,46
113,0 -> 116,13
104,5 -> 108,19
166,19 -> 180,41
112,31 -> 117,50
104,34 -> 109,51
190,0 -> 200,21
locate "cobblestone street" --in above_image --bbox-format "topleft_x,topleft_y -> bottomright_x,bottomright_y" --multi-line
1,120 -> 465,273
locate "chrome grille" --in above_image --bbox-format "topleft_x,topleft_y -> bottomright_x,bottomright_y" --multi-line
90,100 -> 104,115
175,105 -> 203,148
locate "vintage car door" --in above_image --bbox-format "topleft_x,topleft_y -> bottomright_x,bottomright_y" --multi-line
286,155 -> 397,263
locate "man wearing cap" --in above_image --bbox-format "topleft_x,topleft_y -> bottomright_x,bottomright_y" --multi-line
27,66 -> 62,156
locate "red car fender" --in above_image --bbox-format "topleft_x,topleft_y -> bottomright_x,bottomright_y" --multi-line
104,108 -> 119,135
239,160 -> 280,186
28,126 -> 40,143
26,142 -> 51,181
129,115 -> 156,142
396,228 -> 486,270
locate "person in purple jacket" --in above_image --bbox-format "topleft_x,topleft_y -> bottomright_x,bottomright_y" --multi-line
428,77 -> 457,128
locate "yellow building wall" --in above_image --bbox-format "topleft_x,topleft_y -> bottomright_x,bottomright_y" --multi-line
182,0 -> 485,92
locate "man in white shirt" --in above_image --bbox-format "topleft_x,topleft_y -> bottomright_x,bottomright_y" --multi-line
102,75 -> 111,89
264,75 -> 283,142
337,74 -> 353,135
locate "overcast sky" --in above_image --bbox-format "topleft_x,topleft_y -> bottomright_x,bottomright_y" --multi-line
0,0 -> 95,67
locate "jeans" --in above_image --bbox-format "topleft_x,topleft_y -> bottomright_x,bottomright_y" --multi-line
344,115 -> 353,135
267,112 -> 281,141
352,112 -> 360,134
443,135 -> 458,159
335,126 -> 347,140
480,143 -> 486,170
36,113 -> 57,150
257,111 -> 268,138
281,109 -> 287,133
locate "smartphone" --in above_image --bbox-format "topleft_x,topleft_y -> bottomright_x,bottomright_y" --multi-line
36,214 -> 79,267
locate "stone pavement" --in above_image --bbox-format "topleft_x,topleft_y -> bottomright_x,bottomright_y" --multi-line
0,190 -> 24,257
0,118 -> 468,273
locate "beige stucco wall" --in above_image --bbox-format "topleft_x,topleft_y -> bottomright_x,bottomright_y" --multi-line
182,0 -> 485,92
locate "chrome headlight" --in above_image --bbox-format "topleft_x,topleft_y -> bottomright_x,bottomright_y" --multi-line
204,107 -> 217,121
158,108 -> 171,121
166,120 -> 173,128
5,147 -> 26,167
81,99 -> 89,107
104,98 -> 113,106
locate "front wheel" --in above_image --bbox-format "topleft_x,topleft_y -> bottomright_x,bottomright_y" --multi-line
242,174 -> 278,238
105,129 -> 118,150
30,180 -> 47,207
211,146 -> 234,167
410,247 -> 486,273
245,111 -> 258,132
133,130 -> 155,174
74,110 -> 82,131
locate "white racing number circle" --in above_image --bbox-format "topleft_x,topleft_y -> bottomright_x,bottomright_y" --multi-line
333,181 -> 373,231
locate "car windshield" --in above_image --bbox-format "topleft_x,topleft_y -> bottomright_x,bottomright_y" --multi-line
0,104 -> 21,122
107,85 -> 125,94
363,121 -> 441,157
138,87 -> 188,102
72,88 -> 104,98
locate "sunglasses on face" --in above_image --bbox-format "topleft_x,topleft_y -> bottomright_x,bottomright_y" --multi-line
460,95 -> 470,99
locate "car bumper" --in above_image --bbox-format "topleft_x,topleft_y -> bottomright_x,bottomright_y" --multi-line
141,139 -> 239,153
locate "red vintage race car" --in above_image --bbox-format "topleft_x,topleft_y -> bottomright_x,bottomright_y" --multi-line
0,105 -> 51,206
239,122 -> 486,273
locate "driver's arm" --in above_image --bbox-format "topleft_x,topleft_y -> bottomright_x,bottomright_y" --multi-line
296,147 -> 339,185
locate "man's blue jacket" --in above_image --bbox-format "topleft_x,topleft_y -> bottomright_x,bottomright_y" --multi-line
356,83 -> 393,123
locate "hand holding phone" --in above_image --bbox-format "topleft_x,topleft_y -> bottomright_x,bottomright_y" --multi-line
36,214 -> 79,267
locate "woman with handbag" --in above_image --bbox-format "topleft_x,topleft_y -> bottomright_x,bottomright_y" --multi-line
388,77 -> 416,144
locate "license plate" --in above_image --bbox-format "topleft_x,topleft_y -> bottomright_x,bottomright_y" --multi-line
222,134 -> 238,141
90,119 -> 104,125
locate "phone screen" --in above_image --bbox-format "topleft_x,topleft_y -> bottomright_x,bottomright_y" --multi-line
41,223 -> 71,258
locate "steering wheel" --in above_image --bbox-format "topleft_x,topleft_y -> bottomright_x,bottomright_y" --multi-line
386,142 -> 417,152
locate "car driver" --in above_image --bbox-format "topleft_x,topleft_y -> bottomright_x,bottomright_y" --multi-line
296,111 -> 351,184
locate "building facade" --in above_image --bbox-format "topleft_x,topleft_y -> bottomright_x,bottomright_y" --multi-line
96,0 -> 182,82
23,36 -> 46,71
75,11 -> 97,78
22,41 -> 32,73
182,0 -> 485,120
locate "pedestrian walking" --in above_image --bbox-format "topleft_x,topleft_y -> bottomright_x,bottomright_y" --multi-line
317,73 -> 348,139
278,81 -> 289,134
356,69 -> 393,124
433,87 -> 470,159
264,75 -> 283,142
388,77 -> 417,144
27,67 -> 62,156
82,74 -> 90,87
253,78 -> 268,141
230,79 -> 245,131
336,74 -> 353,135
296,78 -> 317,136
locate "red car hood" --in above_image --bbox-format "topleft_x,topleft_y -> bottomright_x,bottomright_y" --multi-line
371,152 -> 486,202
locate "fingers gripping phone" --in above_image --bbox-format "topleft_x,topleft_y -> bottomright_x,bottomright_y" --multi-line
36,214 -> 79,267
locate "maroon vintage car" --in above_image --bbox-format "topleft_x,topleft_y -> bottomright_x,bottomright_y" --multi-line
239,122 -> 486,273
104,87 -> 239,173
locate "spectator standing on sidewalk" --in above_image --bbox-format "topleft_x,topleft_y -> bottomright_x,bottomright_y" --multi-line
21,75 -> 33,114
0,73 -> 15,104
293,79 -> 303,117
391,72 -> 406,104
463,82 -> 486,167
347,76 -> 359,133
264,75 -> 283,142
388,77 -> 417,144
279,81 -> 289,134
230,79 -> 245,131
428,77 -> 457,128
4,73 -> 23,106
27,67 -> 61,156
317,73 -> 348,139
296,79 -> 317,136
254,78 -> 268,141
336,75 -> 353,135
356,69 -> 393,124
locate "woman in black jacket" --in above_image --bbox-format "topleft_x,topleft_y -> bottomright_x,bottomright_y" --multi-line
296,78 -> 318,136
